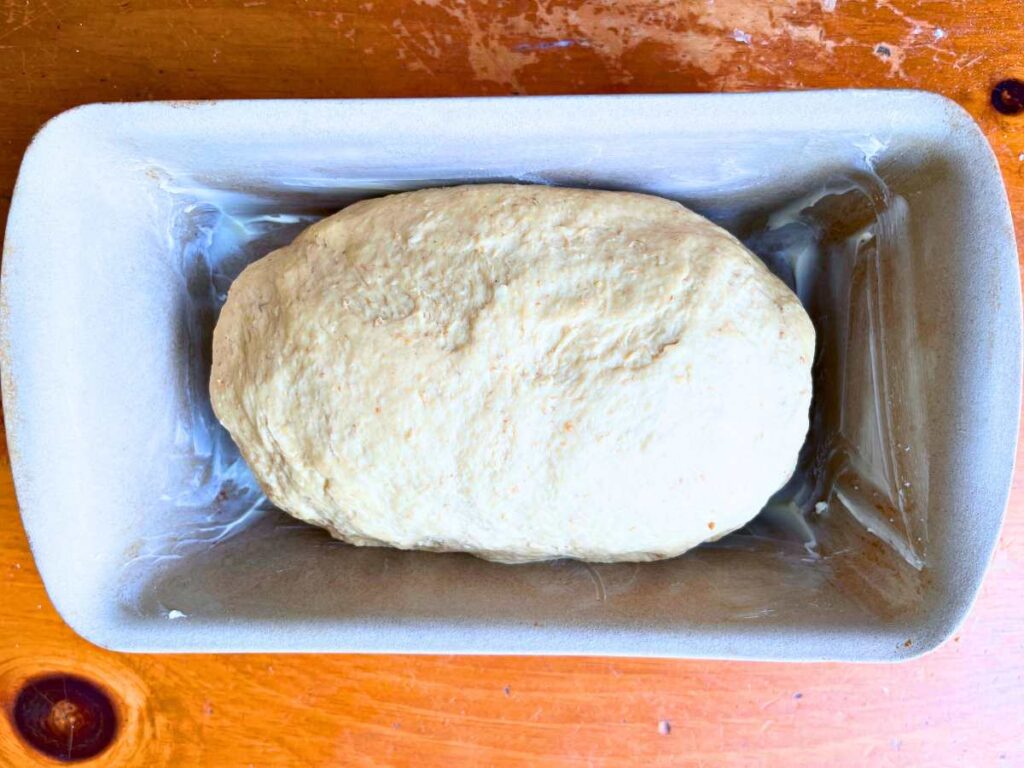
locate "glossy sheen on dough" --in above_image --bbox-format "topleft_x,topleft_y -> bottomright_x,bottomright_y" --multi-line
210,185 -> 815,563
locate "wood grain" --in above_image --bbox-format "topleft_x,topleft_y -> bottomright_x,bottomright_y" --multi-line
1,1 -> 1023,765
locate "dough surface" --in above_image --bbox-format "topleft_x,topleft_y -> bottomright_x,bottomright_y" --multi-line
210,184 -> 814,563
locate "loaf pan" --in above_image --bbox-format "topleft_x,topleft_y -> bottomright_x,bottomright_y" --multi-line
1,93 -> 1018,659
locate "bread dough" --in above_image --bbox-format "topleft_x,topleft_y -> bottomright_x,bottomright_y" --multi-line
210,184 -> 814,563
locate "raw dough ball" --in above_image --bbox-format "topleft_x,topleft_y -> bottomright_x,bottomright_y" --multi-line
210,184 -> 814,563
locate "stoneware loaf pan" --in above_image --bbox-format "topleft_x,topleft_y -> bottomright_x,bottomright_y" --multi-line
1,93 -> 1019,659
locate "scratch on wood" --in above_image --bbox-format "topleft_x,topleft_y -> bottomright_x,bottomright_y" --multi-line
873,42 -> 908,79
402,0 -> 837,90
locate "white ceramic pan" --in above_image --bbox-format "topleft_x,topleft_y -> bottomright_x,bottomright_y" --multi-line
1,93 -> 1018,659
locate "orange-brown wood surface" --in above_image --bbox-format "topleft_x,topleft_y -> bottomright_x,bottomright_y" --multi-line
1,1 -> 1023,765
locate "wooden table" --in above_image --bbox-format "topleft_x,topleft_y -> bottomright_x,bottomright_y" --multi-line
1,1 -> 1022,765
